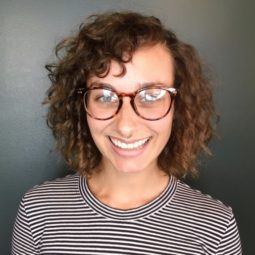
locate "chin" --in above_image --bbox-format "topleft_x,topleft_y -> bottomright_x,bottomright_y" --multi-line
110,159 -> 152,175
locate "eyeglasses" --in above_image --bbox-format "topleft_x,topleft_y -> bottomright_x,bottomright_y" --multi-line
77,85 -> 178,121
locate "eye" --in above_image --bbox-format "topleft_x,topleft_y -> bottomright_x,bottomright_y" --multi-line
139,88 -> 166,102
94,89 -> 118,103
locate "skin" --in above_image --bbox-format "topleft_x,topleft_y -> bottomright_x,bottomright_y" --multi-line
86,43 -> 175,210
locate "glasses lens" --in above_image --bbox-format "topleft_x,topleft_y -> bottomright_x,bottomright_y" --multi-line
135,88 -> 171,120
84,88 -> 119,119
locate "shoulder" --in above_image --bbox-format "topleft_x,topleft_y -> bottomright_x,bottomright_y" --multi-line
22,173 -> 80,205
171,179 -> 234,223
170,180 -> 242,253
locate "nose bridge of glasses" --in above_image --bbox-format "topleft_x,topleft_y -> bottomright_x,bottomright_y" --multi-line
115,91 -> 138,116
118,92 -> 136,100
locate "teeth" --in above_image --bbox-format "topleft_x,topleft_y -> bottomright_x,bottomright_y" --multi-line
110,137 -> 149,150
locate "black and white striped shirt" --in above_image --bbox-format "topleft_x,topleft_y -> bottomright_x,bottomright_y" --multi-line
12,174 -> 242,254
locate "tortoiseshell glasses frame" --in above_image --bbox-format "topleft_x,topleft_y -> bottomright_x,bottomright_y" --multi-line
77,85 -> 178,121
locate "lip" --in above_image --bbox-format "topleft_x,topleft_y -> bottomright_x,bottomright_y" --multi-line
108,136 -> 151,157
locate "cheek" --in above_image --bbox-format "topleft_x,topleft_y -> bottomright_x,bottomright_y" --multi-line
87,118 -> 98,133
86,117 -> 109,147
158,124 -> 173,146
153,113 -> 174,138
86,122 -> 104,158
152,116 -> 174,154
86,117 -> 100,144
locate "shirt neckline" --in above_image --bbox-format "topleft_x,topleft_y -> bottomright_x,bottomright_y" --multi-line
79,174 -> 177,220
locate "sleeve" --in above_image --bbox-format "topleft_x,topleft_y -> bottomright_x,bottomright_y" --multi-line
11,198 -> 38,255
216,213 -> 242,255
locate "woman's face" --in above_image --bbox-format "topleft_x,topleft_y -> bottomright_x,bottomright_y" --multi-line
86,43 -> 175,174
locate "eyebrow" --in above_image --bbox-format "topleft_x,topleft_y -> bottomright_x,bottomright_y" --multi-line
88,81 -> 170,91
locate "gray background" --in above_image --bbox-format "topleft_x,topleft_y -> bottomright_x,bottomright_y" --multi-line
1,0 -> 254,254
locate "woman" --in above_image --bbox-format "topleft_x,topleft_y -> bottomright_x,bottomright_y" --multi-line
12,11 -> 242,254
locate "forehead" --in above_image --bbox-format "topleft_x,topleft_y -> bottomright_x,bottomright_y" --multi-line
87,44 -> 175,91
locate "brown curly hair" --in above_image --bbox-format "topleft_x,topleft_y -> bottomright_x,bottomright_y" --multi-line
43,11 -> 218,179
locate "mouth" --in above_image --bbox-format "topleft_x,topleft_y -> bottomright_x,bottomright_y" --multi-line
108,136 -> 151,151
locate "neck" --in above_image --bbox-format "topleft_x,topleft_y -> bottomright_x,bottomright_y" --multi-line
87,164 -> 170,210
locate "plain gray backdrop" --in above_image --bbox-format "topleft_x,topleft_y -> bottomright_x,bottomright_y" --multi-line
1,0 -> 254,254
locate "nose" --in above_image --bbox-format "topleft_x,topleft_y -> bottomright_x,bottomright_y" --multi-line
114,97 -> 138,139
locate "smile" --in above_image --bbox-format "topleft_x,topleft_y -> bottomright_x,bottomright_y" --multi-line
109,136 -> 151,150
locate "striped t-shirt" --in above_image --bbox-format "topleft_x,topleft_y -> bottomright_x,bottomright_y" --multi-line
12,174 -> 242,254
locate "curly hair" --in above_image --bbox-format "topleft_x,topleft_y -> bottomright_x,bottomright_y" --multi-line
43,11 -> 218,179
